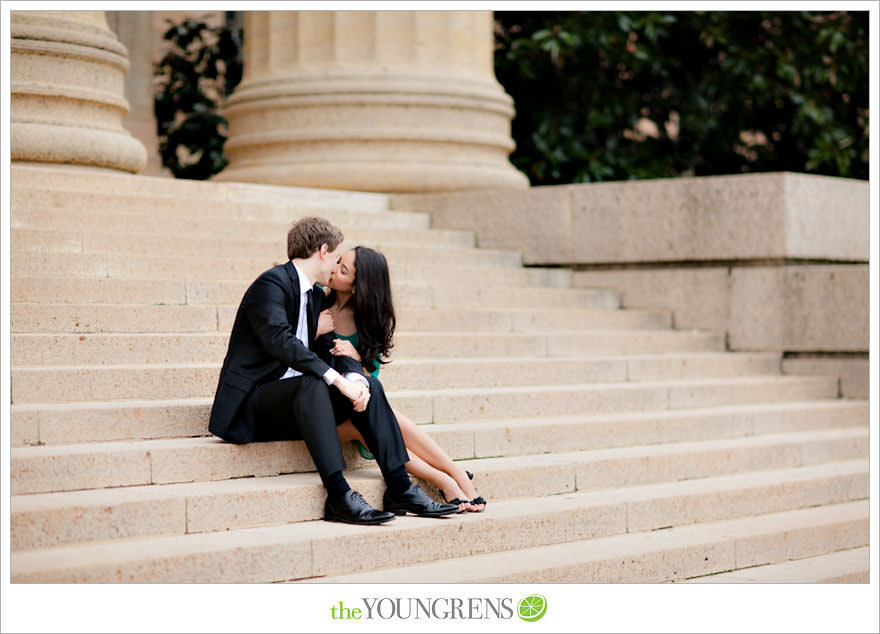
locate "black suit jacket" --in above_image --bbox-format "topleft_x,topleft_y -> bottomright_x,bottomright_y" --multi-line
209,262 -> 340,444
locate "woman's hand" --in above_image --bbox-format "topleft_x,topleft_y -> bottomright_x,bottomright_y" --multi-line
316,310 -> 335,337
331,338 -> 361,362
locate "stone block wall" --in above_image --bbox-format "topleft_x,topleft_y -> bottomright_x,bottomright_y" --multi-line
391,172 -> 869,398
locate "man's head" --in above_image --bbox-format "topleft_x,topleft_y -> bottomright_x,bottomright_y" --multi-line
287,216 -> 344,285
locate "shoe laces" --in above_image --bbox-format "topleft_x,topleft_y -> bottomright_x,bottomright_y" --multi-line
350,490 -> 370,508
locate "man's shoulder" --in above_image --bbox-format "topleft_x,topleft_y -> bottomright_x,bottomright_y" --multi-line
242,262 -> 293,299
252,262 -> 293,285
261,262 -> 290,277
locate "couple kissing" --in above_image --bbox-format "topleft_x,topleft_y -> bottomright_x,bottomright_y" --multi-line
209,216 -> 485,525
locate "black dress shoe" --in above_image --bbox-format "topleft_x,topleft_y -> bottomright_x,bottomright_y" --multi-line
383,483 -> 459,517
324,490 -> 396,525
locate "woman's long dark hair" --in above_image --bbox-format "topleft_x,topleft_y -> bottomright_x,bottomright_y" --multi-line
351,246 -> 395,370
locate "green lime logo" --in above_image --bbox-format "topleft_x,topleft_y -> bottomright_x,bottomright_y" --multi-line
517,594 -> 547,622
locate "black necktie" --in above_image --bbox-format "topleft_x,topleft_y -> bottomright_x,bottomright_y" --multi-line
305,288 -> 315,341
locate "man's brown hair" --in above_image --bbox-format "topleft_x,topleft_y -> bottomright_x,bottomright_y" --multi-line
287,216 -> 344,260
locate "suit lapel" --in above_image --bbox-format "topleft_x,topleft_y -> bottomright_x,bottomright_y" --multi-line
284,261 -> 318,347
283,261 -> 302,332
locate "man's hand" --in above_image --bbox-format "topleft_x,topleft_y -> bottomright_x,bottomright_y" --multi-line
351,386 -> 370,412
333,375 -> 371,412
316,310 -> 335,337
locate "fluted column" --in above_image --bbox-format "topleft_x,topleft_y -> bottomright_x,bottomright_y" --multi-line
10,10 -> 147,172
216,10 -> 528,192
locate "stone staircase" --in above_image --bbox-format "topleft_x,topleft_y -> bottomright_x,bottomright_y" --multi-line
9,164 -> 869,583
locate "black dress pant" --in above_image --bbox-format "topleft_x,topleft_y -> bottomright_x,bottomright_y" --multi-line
329,374 -> 409,480
245,373 -> 408,481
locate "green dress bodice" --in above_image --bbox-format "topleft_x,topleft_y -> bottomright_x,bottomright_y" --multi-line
333,332 -> 380,378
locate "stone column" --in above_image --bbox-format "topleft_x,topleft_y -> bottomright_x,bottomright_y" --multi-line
11,10 -> 147,173
216,10 -> 528,192
105,11 -> 166,176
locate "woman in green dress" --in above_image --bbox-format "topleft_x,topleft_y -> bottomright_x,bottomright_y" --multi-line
318,246 -> 485,512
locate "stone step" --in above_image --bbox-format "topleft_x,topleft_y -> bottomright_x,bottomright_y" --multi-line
21,300 -> 691,335
12,224 -> 477,255
11,391 -> 866,452
308,501 -> 869,583
403,304 -> 670,331
12,376 -> 848,449
9,428 -> 868,550
12,163 -> 394,212
11,188 -> 416,225
541,427 -> 867,490
12,227 -> 490,262
10,333 -> 230,366
11,246 -> 526,283
400,264 -> 573,288
10,462 -> 868,582
7,376 -> 846,494
11,252 -> 571,289
465,400 -> 869,458
12,370 -> 839,445
28,239 -> 524,270
13,301 -> 701,338
11,206 -> 435,244
10,353 -> 782,403
11,329 -> 723,368
13,276 -> 191,305
681,546 -> 869,583
11,276 -> 624,313
11,303 -> 224,334
404,375 -> 839,424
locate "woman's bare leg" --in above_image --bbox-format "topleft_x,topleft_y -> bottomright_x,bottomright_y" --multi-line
401,452 -> 470,512
336,420 -> 359,443
391,407 -> 484,511
336,418 -> 471,511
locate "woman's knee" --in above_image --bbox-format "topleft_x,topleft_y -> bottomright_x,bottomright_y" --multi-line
336,420 -> 359,441
391,407 -> 415,431
365,374 -> 385,394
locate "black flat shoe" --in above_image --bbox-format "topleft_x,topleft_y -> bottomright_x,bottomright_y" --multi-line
458,471 -> 485,511
440,492 -> 468,513
324,490 -> 396,525
468,495 -> 487,512
384,483 -> 459,517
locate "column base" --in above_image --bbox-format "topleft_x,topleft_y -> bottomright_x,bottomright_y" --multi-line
215,158 -> 528,193
219,23 -> 529,193
12,121 -> 147,174
11,10 -> 147,174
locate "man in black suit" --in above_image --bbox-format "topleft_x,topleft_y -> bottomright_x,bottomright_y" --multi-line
209,216 -> 457,524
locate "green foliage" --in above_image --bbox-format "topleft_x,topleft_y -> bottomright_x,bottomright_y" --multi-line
154,18 -> 243,180
494,11 -> 868,185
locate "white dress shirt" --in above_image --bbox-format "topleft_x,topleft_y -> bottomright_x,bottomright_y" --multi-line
280,262 -> 367,390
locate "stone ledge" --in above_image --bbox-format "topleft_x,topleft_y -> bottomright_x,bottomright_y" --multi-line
573,264 -> 868,353
728,265 -> 868,351
390,172 -> 868,264
783,357 -> 869,400
572,268 -> 729,330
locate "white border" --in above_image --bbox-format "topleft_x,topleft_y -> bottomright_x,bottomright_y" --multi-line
2,2 -> 877,633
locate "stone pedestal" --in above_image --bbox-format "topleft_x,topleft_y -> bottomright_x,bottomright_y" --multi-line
216,10 -> 528,192
11,10 -> 146,173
